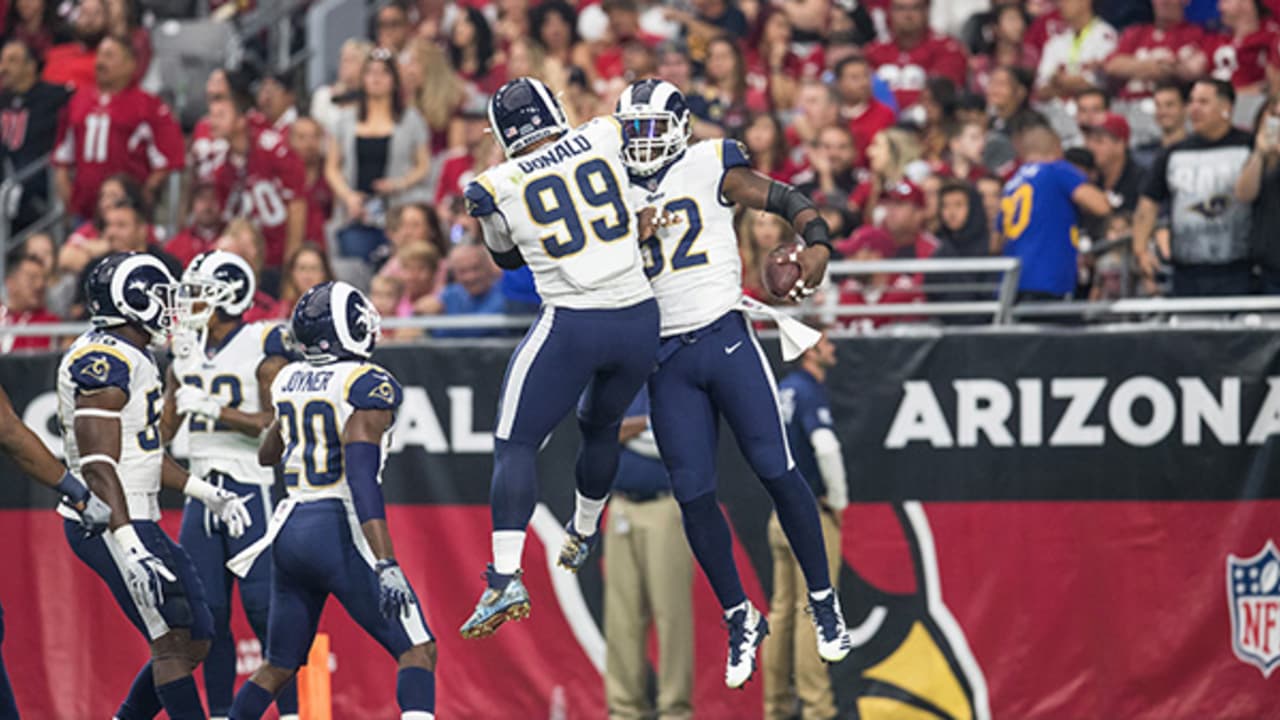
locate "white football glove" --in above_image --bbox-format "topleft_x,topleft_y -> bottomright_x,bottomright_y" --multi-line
176,385 -> 223,422
113,524 -> 176,610
184,476 -> 253,538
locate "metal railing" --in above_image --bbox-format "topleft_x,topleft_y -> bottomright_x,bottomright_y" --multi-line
10,258 -> 1280,345
0,153 -> 64,284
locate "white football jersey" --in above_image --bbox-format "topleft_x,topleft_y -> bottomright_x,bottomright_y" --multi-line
172,321 -> 290,486
466,117 -> 653,310
269,360 -> 400,504
627,139 -> 752,336
57,331 -> 165,521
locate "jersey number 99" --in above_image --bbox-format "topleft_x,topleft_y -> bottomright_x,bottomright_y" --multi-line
524,158 -> 630,258
276,400 -> 342,487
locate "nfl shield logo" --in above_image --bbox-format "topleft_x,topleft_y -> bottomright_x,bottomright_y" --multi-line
504,126 -> 518,139
1227,540 -> 1280,676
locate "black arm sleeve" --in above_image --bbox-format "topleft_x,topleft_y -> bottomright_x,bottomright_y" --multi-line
487,246 -> 526,270
765,180 -> 818,223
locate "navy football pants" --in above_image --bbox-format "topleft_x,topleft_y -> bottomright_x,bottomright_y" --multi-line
179,474 -> 296,716
490,299 -> 660,532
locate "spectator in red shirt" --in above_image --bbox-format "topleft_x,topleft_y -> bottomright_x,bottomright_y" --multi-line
5,0 -> 60,60
289,116 -> 333,249
743,8 -> 802,112
434,107 -> 494,208
865,0 -> 967,112
374,2 -> 413,61
1209,0 -> 1279,94
52,35 -> 184,221
1,252 -> 59,351
1104,0 -> 1206,103
967,4 -> 1040,96
190,68 -> 236,184
277,245 -> 333,316
937,118 -> 988,181
58,173 -> 148,275
256,69 -> 299,134
42,0 -> 106,91
216,218 -> 285,322
447,5 -> 498,94
784,80 -> 840,161
793,124 -> 860,209
165,182 -> 225,266
743,112 -> 801,181
208,92 -> 307,277
106,0 -> 150,85
833,56 -> 897,164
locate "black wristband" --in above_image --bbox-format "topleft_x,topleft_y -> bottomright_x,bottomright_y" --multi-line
765,180 -> 816,224
800,217 -> 832,252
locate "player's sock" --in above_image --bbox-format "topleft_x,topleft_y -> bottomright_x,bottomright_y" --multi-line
274,678 -> 300,717
492,530 -> 526,578
574,417 -> 622,505
395,666 -> 436,717
228,680 -> 274,720
678,491 -> 747,610
115,661 -> 161,720
723,599 -> 749,619
572,490 -> 608,536
155,675 -> 205,720
763,468 -> 832,592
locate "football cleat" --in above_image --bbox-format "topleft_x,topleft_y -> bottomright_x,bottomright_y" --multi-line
808,591 -> 854,663
556,519 -> 598,573
724,603 -> 769,689
459,565 -> 531,639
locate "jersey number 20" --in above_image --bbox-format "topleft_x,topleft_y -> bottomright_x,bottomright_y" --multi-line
276,400 -> 342,488
1000,184 -> 1033,241
524,158 -> 630,258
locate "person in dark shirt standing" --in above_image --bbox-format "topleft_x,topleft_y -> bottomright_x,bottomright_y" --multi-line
0,38 -> 70,233
1134,78 -> 1255,296
603,388 -> 694,720
764,331 -> 848,720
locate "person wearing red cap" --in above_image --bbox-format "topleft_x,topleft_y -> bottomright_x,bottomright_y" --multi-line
1082,113 -> 1144,214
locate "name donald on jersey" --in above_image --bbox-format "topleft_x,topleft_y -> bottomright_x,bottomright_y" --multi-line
515,135 -> 593,174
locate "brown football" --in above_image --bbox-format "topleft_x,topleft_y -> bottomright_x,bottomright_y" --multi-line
763,241 -> 803,299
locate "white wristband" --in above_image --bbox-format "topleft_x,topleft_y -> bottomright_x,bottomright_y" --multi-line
112,523 -> 144,553
182,475 -> 218,504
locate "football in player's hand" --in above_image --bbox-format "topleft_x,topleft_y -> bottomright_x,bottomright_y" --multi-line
763,242 -> 803,300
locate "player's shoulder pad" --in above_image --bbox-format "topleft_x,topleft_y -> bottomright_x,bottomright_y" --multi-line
465,175 -> 499,217
68,344 -> 132,395
716,138 -> 751,171
587,115 -> 627,145
345,364 -> 403,411
259,323 -> 299,361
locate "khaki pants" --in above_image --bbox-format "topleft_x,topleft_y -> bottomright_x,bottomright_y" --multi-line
762,509 -> 843,720
604,495 -> 694,720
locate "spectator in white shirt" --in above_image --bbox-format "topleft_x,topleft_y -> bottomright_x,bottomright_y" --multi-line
1035,0 -> 1116,101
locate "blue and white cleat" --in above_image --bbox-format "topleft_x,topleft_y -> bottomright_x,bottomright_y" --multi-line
556,519 -> 598,573
459,565 -> 531,639
809,591 -> 853,663
724,603 -> 769,689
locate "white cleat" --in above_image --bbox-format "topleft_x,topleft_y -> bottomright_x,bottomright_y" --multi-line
724,603 -> 769,689
809,591 -> 853,663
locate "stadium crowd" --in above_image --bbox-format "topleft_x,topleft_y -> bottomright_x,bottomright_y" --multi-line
2,0 -> 1280,352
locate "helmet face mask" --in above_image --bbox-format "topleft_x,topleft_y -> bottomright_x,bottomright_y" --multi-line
618,109 -> 688,176
173,251 -> 257,340
615,79 -> 691,177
